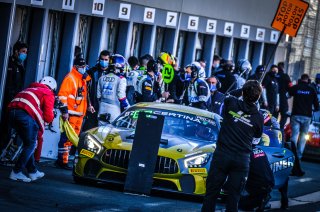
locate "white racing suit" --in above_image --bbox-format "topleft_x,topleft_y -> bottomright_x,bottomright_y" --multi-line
97,72 -> 129,125
126,70 -> 140,105
188,78 -> 210,110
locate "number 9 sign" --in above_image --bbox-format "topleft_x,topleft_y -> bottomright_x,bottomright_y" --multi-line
162,64 -> 174,84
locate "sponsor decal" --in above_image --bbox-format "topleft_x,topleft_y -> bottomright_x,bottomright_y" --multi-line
80,149 -> 95,158
189,168 -> 207,174
125,109 -> 215,126
270,156 -> 294,173
229,110 -> 253,127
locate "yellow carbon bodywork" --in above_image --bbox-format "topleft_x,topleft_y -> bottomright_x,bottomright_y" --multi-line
75,103 -> 218,195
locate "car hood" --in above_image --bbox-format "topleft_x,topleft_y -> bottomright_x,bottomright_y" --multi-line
92,125 -> 216,159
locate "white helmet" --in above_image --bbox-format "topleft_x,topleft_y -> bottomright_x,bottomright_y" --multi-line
40,76 -> 57,91
192,61 -> 206,78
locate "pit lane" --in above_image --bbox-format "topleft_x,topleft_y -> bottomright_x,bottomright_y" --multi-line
0,160 -> 319,211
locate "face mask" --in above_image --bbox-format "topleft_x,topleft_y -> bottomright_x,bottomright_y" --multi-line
78,67 -> 86,74
210,84 -> 217,92
185,73 -> 192,81
100,60 -> 109,68
18,53 -> 27,62
213,63 -> 220,68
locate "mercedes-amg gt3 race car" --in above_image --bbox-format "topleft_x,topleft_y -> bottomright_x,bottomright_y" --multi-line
73,103 -> 294,194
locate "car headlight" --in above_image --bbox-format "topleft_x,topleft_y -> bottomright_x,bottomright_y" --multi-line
84,134 -> 102,154
184,153 -> 210,168
305,134 -> 310,141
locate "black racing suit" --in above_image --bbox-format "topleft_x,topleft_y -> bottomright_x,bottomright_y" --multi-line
262,72 -> 279,116
1,56 -> 25,149
202,96 -> 264,212
206,91 -> 225,116
82,64 -> 108,131
167,70 -> 185,104
141,74 -> 162,102
239,147 -> 275,211
275,69 -> 292,129
215,70 -> 237,94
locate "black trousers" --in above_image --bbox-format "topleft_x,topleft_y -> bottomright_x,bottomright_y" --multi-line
202,150 -> 250,212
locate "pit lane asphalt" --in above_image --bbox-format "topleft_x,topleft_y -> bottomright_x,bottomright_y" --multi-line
0,160 -> 319,211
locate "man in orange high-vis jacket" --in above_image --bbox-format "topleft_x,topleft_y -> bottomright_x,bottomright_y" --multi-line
55,56 -> 93,169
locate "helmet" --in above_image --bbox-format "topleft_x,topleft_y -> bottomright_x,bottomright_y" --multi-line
237,59 -> 252,74
40,76 -> 57,91
158,52 -> 175,66
109,54 -> 128,73
147,59 -> 159,75
192,61 -> 206,78
185,64 -> 200,79
255,65 -> 265,73
222,60 -> 234,72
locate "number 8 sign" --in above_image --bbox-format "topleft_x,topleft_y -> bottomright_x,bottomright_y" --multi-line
144,8 -> 155,23
162,64 -> 175,84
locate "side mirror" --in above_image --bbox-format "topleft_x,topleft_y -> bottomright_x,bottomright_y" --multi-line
98,113 -> 111,123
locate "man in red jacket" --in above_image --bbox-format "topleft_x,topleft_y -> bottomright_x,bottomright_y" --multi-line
7,76 -> 56,182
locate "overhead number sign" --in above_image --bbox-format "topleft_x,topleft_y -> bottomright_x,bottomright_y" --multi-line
92,0 -> 105,15
31,0 -> 43,6
224,22 -> 234,36
119,3 -> 131,19
240,25 -> 250,38
166,12 -> 178,27
206,20 -> 217,33
162,64 -> 174,84
271,0 -> 309,37
188,16 -> 199,30
62,0 -> 75,10
144,8 -> 155,23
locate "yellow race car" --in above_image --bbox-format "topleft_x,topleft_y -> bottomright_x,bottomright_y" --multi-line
73,103 -> 293,195
73,103 -> 220,195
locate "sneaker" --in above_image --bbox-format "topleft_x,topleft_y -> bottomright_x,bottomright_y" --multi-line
54,160 -> 72,170
29,170 -> 45,181
9,170 -> 31,182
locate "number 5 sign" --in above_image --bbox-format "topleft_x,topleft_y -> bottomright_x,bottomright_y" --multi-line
92,0 -> 105,15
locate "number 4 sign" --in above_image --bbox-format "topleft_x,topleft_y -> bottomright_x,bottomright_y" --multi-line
224,22 -> 234,36
92,0 -> 105,15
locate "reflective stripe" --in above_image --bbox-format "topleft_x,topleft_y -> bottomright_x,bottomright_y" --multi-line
20,91 -> 40,107
68,94 -> 83,101
59,96 -> 67,100
68,74 -> 77,92
68,110 -> 83,116
11,98 -> 44,132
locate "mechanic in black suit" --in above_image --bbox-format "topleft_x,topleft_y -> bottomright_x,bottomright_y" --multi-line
201,80 -> 264,212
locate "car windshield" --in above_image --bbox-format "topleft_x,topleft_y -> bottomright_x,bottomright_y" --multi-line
113,108 -> 219,142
